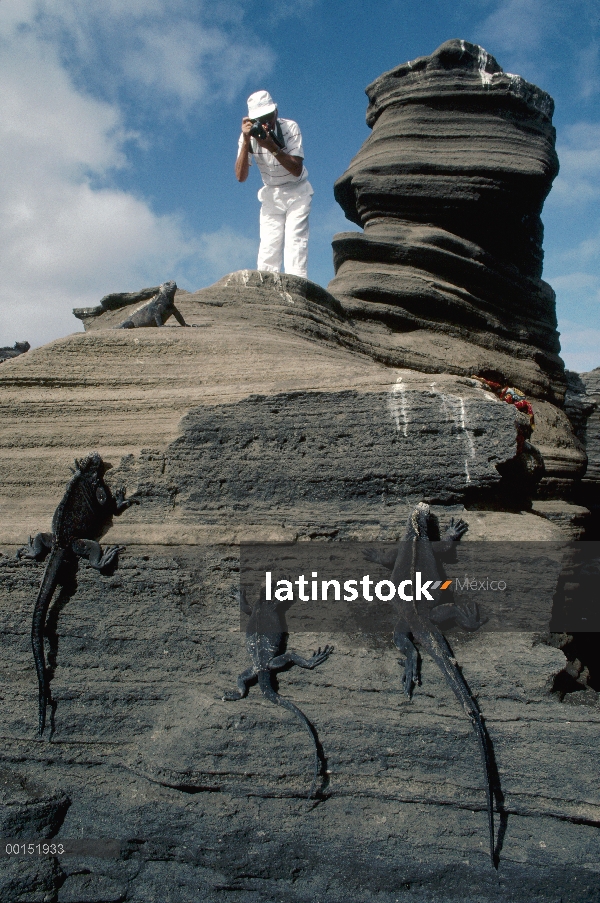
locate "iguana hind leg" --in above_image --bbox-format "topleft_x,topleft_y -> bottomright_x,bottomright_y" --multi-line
16,532 -> 53,561
269,645 -> 333,670
71,539 -> 124,570
429,599 -> 487,631
222,666 -> 256,701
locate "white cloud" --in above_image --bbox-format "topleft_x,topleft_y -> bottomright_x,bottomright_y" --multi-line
195,226 -> 256,276
550,272 -> 600,301
549,273 -> 600,370
477,0 -> 547,55
0,9 -> 264,348
550,226 -> 600,266
548,122 -> 600,207
264,0 -> 317,23
14,0 -> 275,115
576,43 -> 600,99
310,204 -> 355,239
475,0 -> 599,90
557,321 -> 600,373
121,20 -> 274,110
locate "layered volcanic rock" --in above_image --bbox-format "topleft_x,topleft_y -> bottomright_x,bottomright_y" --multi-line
0,274 -> 584,543
0,271 -> 598,900
328,40 -> 564,401
565,368 -> 600,533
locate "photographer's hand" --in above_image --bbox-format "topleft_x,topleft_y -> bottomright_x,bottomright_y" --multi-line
241,117 -> 253,141
253,123 -> 279,155
256,125 -> 303,177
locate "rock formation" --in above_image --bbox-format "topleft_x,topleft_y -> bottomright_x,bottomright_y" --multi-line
329,40 -> 564,402
565,367 -> 600,534
0,340 -> 29,363
0,43 -> 598,903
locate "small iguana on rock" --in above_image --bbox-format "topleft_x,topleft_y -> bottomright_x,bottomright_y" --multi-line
365,502 -> 498,867
223,587 -> 333,799
116,280 -> 189,328
16,453 -> 137,736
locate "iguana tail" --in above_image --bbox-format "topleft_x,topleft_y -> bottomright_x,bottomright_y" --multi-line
31,548 -> 65,736
258,670 -> 323,800
423,629 -> 497,868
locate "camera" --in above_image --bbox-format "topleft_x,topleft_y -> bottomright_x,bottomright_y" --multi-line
249,119 -> 268,140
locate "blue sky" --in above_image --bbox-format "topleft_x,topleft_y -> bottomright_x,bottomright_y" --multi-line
0,0 -> 598,371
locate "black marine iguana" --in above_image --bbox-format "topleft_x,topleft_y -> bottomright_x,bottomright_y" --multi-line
116,280 -> 189,328
366,502 -> 498,867
223,587 -> 333,799
16,453 -> 137,736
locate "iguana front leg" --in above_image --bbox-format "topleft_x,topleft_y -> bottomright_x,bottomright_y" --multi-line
443,517 -> 469,542
171,306 -> 189,327
269,645 -> 333,670
393,622 -> 419,698
113,487 -> 138,514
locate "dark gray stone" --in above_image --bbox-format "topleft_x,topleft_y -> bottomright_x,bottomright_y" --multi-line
0,768 -> 69,903
112,381 -> 520,520
565,367 -> 600,535
0,341 -> 30,363
0,767 -> 70,839
2,545 -> 600,901
328,40 -> 565,401
566,369 -> 600,486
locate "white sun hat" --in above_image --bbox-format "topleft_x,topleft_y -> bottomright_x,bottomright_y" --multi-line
247,90 -> 277,119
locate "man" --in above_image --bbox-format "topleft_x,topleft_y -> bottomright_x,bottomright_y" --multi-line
236,90 -> 313,279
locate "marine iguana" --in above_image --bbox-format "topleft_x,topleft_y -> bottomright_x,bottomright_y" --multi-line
116,280 -> 189,328
365,503 -> 498,867
16,453 -> 137,736
223,587 -> 333,799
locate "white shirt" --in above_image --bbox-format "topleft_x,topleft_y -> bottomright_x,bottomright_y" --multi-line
238,117 -> 308,187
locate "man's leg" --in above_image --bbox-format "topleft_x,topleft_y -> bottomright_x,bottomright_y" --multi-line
257,197 -> 285,273
283,190 -> 312,278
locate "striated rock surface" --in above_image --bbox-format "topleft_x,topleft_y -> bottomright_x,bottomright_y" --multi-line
2,541 -> 600,901
0,274 -> 584,544
565,368 -> 600,533
565,368 -> 600,486
328,40 -> 564,402
0,769 -> 70,903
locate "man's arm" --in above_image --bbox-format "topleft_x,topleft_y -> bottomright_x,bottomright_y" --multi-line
259,121 -> 302,176
235,121 -> 251,182
270,150 -> 303,178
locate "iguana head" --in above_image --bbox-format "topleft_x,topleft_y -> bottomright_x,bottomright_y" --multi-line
73,452 -> 104,475
408,501 -> 431,539
160,280 -> 177,299
73,452 -> 111,505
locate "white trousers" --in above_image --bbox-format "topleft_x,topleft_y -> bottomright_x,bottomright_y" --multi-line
257,181 -> 313,278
